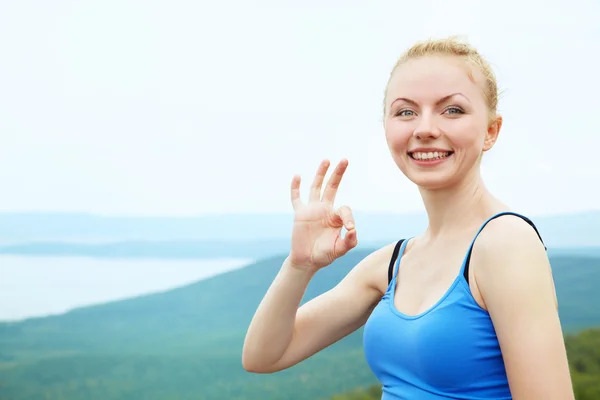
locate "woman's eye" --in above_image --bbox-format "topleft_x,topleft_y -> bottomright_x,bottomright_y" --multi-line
396,109 -> 415,117
444,106 -> 464,115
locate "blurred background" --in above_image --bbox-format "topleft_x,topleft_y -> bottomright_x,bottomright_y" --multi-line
1,1 -> 599,399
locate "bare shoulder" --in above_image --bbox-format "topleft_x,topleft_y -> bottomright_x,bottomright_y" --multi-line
346,241 -> 400,295
308,240 -> 400,319
472,214 -> 552,297
475,213 -> 546,253
470,214 -> 575,399
472,213 -> 556,308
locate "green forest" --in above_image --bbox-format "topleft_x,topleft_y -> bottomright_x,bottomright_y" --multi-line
1,249 -> 599,399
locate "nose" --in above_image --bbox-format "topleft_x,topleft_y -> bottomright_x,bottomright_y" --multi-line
412,114 -> 440,140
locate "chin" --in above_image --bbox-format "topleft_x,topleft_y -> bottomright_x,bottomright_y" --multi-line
407,173 -> 458,191
397,156 -> 463,191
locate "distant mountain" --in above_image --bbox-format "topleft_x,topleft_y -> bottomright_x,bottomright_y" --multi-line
1,210 -> 600,247
0,239 -> 296,259
2,239 -> 600,261
0,249 -> 599,400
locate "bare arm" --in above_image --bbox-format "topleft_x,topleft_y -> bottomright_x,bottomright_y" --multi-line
242,244 -> 392,373
474,216 -> 575,400
242,158 -> 391,373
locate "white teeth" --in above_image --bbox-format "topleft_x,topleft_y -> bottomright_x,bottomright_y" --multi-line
411,151 -> 451,160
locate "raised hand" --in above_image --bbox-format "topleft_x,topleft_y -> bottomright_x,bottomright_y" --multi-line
288,159 -> 358,271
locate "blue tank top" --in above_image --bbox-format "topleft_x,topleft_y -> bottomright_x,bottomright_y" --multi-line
363,212 -> 545,399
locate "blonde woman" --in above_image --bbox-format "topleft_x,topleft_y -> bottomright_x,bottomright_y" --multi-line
242,37 -> 575,400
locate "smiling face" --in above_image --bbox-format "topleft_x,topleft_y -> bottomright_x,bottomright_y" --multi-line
384,54 -> 502,190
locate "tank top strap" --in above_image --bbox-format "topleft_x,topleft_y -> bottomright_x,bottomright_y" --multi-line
459,211 -> 546,283
391,238 -> 411,281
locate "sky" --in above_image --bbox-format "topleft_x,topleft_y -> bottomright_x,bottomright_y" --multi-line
1,1 -> 599,217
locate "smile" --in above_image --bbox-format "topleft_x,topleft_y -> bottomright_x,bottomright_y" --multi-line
408,151 -> 453,161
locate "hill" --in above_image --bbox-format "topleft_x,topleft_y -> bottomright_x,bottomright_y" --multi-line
0,211 -> 427,243
2,210 -> 600,249
2,240 -> 599,261
0,239 -> 296,259
0,250 -> 599,399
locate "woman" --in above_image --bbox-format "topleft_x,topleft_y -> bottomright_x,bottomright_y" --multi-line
242,37 -> 575,399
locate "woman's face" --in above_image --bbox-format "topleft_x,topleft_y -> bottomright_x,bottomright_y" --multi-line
384,55 -> 501,190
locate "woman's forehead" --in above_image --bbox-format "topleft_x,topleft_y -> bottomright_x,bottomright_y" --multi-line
386,56 -> 486,103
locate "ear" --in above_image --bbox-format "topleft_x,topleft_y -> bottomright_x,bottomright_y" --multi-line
483,115 -> 502,152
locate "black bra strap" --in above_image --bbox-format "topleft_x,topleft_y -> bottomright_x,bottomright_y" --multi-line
388,239 -> 405,285
463,213 -> 546,283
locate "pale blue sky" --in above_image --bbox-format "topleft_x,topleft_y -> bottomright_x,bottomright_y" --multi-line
1,1 -> 599,216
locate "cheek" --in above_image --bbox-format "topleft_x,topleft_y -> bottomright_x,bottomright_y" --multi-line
445,119 -> 486,150
384,120 -> 412,152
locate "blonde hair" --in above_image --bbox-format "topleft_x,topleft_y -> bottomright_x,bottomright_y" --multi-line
384,36 -> 499,121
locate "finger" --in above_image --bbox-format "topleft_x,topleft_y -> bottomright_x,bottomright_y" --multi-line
337,205 -> 355,231
290,175 -> 302,210
309,159 -> 330,202
333,205 -> 356,257
335,226 -> 358,257
322,159 -> 348,204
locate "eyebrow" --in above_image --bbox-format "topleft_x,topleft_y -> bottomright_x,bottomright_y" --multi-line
391,92 -> 471,108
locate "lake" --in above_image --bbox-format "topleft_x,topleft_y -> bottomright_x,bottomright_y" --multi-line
0,255 -> 252,321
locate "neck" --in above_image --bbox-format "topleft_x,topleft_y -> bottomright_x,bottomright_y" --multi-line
419,172 -> 504,239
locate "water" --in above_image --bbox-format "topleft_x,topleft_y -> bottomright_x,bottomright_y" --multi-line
0,255 -> 252,321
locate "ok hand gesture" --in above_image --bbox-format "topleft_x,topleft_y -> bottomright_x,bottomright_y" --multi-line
288,159 -> 358,271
